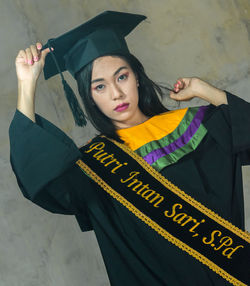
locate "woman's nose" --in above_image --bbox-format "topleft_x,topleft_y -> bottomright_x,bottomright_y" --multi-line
111,84 -> 124,100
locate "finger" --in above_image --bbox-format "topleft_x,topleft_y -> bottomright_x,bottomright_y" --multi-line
173,78 -> 183,92
180,77 -> 191,88
170,90 -> 185,101
36,42 -> 43,58
174,86 -> 179,92
174,81 -> 179,90
169,90 -> 176,97
25,47 -> 33,65
36,42 -> 43,50
30,44 -> 39,62
16,50 -> 27,63
177,79 -> 184,89
170,90 -> 181,100
40,47 -> 53,61
174,81 -> 182,92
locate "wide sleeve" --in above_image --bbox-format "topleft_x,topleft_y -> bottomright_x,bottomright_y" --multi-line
203,90 -> 250,166
8,109 -> 92,225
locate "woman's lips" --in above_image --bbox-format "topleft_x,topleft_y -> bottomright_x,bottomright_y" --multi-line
115,103 -> 129,112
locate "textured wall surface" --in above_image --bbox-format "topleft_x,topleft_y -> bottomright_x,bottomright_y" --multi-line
1,0 -> 250,285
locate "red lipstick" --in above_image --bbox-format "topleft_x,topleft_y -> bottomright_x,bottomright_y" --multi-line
115,103 -> 129,112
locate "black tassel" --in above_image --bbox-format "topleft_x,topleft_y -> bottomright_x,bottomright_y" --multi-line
62,79 -> 87,126
46,40 -> 87,127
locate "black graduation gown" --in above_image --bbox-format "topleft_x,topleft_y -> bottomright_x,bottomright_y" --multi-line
9,91 -> 249,286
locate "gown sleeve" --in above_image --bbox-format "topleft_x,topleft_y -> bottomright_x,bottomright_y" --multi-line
203,90 -> 250,166
9,109 -> 93,231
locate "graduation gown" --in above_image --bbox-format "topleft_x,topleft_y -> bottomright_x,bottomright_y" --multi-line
9,91 -> 249,286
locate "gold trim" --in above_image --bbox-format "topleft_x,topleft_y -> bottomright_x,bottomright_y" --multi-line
104,136 -> 250,243
76,158 -> 247,286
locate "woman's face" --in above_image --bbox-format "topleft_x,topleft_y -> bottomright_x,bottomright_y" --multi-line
91,55 -> 148,129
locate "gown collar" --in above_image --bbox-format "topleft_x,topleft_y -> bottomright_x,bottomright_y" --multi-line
116,106 -> 208,171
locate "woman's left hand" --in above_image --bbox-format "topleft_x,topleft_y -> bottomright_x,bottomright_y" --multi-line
169,77 -> 228,106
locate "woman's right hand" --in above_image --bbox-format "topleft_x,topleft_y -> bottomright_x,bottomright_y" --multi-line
15,42 -> 52,83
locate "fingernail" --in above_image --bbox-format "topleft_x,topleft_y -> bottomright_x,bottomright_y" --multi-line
28,60 -> 33,65
34,56 -> 38,61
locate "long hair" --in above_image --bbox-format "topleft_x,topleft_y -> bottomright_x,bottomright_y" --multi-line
75,53 -> 172,143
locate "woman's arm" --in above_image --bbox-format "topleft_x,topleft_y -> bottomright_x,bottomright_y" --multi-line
15,42 -> 51,121
10,43 -> 93,220
170,77 -> 228,106
17,80 -> 37,122
170,77 -> 250,165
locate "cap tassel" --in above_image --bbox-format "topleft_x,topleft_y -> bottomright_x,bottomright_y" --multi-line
62,79 -> 87,126
47,40 -> 87,126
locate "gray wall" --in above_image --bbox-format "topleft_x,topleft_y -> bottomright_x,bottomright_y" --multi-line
1,1 -> 250,285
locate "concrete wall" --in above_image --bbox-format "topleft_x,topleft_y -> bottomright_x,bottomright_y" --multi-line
1,0 -> 249,285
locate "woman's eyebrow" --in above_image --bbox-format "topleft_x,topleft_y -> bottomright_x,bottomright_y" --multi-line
113,66 -> 128,76
91,66 -> 128,84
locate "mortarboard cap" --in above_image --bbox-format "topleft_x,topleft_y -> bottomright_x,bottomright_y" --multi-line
41,11 -> 146,126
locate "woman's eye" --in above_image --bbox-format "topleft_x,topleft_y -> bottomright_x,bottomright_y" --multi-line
118,73 -> 128,81
95,84 -> 105,91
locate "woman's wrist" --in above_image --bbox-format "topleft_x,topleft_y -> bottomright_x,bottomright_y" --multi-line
195,79 -> 228,106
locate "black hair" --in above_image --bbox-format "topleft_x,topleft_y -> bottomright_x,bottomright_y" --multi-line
75,53 -> 172,143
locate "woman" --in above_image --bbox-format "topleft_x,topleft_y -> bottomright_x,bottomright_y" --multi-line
9,11 -> 249,286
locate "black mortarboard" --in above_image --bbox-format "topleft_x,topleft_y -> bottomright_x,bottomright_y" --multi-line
41,10 -> 146,126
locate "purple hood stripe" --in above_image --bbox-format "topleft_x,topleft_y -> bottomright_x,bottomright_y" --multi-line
143,106 -> 208,165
